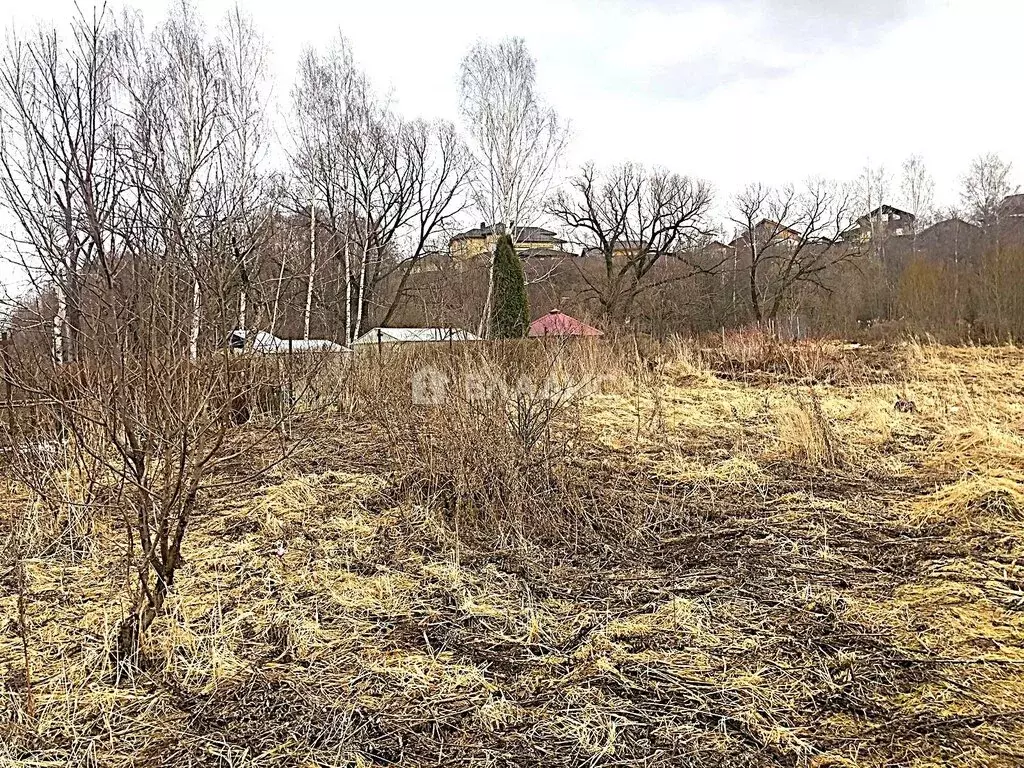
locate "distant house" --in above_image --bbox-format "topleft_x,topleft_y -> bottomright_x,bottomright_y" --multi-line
994,194 -> 1024,247
515,245 -> 572,259
528,309 -> 603,338
352,328 -> 481,346
449,222 -> 567,261
914,218 -> 983,264
843,205 -> 916,242
728,220 -> 802,249
997,193 -> 1024,219
582,240 -> 648,259
408,250 -> 453,274
703,239 -> 733,252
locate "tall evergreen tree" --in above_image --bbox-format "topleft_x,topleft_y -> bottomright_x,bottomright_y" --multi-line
490,234 -> 529,338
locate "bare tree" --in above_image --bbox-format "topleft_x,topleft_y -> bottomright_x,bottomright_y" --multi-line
366,119 -> 470,328
348,116 -> 471,337
960,152 -> 1015,226
0,6 -> 123,363
304,201 -> 316,340
0,3 -> 290,664
215,7 -> 272,335
110,3 -> 275,358
856,163 -> 892,258
291,39 -> 469,342
290,37 -> 364,343
458,37 -> 567,336
730,180 -> 856,323
547,162 -> 714,321
900,154 -> 935,249
957,155 -> 1021,334
2,249 -> 298,666
118,5 -> 232,359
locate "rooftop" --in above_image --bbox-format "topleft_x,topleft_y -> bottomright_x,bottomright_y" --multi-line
451,223 -> 564,244
998,193 -> 1024,217
860,204 -> 916,220
918,217 -> 981,236
517,247 -> 572,259
528,309 -> 603,338
728,220 -> 802,247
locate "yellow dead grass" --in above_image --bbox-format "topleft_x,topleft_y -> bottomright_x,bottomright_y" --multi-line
5,341 -> 1024,767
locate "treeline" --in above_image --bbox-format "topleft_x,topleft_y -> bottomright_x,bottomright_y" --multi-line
0,3 -> 1021,353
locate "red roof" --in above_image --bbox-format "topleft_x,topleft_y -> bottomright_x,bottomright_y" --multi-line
528,309 -> 603,337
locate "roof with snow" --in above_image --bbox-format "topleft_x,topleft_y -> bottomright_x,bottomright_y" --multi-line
352,328 -> 481,345
528,310 -> 603,338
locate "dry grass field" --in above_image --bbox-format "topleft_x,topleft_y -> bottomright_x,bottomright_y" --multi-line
2,336 -> 1024,767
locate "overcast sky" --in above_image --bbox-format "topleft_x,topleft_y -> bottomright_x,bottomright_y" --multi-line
3,0 -> 1023,288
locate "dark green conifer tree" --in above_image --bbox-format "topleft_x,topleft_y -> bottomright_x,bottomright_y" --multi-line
490,234 -> 529,338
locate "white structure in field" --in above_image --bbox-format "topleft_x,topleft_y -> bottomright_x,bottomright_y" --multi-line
228,329 -> 348,353
352,328 -> 481,346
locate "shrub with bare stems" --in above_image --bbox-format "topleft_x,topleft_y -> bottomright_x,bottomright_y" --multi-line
1,318 -> 306,667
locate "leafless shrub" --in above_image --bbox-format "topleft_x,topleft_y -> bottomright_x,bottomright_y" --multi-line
0,1 -> 320,670
340,341 -> 590,543
3,323 -> 298,665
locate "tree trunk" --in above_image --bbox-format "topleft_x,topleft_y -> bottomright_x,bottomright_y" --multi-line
343,239 -> 353,344
189,268 -> 201,360
344,194 -> 357,344
238,248 -> 250,332
269,233 -> 288,336
353,196 -> 372,340
353,241 -> 369,339
304,202 -> 316,342
748,242 -> 762,323
731,247 -> 738,324
53,281 -> 66,366
478,246 -> 496,339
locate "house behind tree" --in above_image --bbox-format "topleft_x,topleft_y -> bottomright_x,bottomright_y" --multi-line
449,222 -> 567,261
728,220 -> 803,250
996,193 -> 1024,220
581,240 -> 650,259
843,205 -> 916,242
913,218 -> 983,265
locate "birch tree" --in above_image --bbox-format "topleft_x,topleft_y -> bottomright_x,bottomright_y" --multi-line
458,37 -> 567,337
216,7 -> 271,335
960,152 -> 1014,226
900,155 -> 934,224
856,163 -> 891,254
290,38 -> 365,343
0,2 -> 288,661
900,154 -> 935,255
119,5 -> 231,358
960,153 -> 1018,329
292,39 -> 468,341
304,202 -> 316,340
